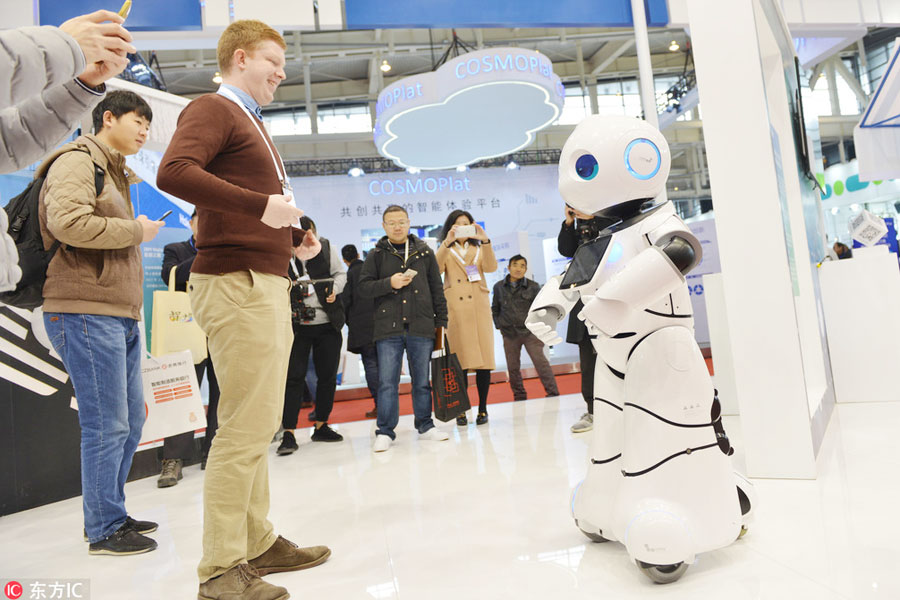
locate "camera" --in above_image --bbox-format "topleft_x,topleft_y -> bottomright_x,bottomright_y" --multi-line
290,284 -> 317,323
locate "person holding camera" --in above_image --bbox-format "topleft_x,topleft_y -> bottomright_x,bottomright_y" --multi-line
558,204 -> 612,433
436,209 -> 498,426
278,216 -> 346,454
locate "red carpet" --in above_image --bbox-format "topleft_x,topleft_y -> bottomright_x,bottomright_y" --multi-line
296,358 -> 715,427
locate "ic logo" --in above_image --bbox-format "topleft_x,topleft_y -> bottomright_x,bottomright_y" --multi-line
4,581 -> 23,599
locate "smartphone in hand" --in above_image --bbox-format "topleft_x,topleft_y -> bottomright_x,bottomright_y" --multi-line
402,268 -> 417,279
157,210 -> 172,221
455,224 -> 476,238
118,0 -> 132,19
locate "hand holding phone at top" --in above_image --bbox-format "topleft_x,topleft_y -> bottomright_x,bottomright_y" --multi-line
60,9 -> 135,67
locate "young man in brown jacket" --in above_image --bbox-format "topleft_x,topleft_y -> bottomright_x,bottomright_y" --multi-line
157,19 -> 329,600
39,90 -> 164,555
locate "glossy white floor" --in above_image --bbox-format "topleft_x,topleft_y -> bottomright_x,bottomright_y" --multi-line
2,394 -> 898,599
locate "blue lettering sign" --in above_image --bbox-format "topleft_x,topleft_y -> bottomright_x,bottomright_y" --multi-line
368,177 -> 472,197
376,82 -> 424,117
455,52 -> 555,83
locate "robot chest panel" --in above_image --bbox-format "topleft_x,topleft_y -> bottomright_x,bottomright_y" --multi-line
571,229 -> 648,297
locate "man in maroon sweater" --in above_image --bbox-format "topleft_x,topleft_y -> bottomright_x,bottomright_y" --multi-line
157,20 -> 329,600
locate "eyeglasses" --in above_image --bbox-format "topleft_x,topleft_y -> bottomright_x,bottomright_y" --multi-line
384,220 -> 409,227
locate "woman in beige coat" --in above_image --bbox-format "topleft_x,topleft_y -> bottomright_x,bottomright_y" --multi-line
436,209 -> 498,426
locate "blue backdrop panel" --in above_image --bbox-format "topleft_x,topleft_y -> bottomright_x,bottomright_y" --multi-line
345,0 -> 668,28
39,0 -> 202,32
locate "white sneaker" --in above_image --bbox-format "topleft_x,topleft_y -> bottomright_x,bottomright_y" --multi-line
571,413 -> 593,433
418,427 -> 449,441
373,434 -> 392,453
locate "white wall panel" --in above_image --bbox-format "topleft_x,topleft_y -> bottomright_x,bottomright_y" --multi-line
204,0 -> 232,28
780,0 -> 806,23
233,0 -> 316,30
881,0 -> 900,23
317,0 -> 345,30
800,0 -> 861,23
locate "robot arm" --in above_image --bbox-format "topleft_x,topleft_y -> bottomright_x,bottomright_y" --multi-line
525,274 -> 578,346
579,245 -> 686,336
645,213 -> 703,275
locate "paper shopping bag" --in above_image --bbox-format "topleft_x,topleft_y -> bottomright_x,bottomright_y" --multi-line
150,266 -> 207,364
139,350 -> 206,444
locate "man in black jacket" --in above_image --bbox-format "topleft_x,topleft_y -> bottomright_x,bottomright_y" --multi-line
492,255 -> 559,401
358,205 -> 449,452
558,205 -> 609,434
341,244 -> 379,419
158,210 -> 219,486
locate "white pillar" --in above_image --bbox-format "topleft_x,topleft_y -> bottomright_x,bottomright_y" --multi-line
303,61 -> 318,135
688,0 -> 827,479
630,0 -> 658,127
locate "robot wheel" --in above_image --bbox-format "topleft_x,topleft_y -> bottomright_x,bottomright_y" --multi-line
636,560 -> 689,584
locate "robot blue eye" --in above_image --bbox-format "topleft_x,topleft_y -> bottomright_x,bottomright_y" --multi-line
575,154 -> 599,181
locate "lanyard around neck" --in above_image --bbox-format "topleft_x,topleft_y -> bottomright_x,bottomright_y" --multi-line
217,87 -> 288,188
450,241 -> 479,267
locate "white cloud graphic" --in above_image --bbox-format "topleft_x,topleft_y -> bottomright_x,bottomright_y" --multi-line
374,48 -> 564,171
380,81 -> 560,170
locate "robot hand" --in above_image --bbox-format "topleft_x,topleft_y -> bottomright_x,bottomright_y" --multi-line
525,307 -> 564,346
578,296 -> 631,337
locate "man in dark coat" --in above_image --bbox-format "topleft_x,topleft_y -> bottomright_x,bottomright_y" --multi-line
157,210 -> 219,486
491,255 -> 559,400
341,244 -> 379,418
558,205 -> 610,433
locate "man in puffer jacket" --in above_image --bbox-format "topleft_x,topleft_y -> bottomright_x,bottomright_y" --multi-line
39,90 -> 164,557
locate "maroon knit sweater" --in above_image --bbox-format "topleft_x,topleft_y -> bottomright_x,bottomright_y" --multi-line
157,93 -> 303,277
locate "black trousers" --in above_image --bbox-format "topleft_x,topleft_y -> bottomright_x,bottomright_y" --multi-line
462,369 -> 491,413
358,343 -> 379,405
162,358 -> 220,460
577,337 -> 596,415
282,323 -> 342,428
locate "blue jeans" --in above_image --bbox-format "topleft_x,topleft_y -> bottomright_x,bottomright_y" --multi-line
44,313 -> 144,543
375,333 -> 434,439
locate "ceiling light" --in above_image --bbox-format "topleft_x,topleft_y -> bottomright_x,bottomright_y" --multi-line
830,207 -> 839,215
456,165 -> 469,172
850,203 -> 859,211
380,59 -> 392,73
348,166 -> 365,177
505,159 -> 519,170
674,186 -> 679,191
669,40 -> 680,52
212,72 -> 223,84
406,166 -> 420,175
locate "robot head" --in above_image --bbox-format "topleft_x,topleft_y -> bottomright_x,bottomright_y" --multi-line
558,115 -> 671,216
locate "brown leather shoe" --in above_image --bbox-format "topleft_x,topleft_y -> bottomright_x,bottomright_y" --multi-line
249,535 -> 331,576
197,564 -> 288,600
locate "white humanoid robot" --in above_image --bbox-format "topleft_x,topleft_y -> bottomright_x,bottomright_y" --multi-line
526,115 -> 755,584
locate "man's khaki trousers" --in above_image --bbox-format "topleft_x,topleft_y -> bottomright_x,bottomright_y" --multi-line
189,270 -> 293,582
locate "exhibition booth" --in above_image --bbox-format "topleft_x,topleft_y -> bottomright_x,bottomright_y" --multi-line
2,0 -> 900,595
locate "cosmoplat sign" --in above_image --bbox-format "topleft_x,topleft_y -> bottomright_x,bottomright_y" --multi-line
374,47 -> 564,170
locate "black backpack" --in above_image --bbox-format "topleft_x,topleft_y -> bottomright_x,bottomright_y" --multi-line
1,149 -> 105,309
